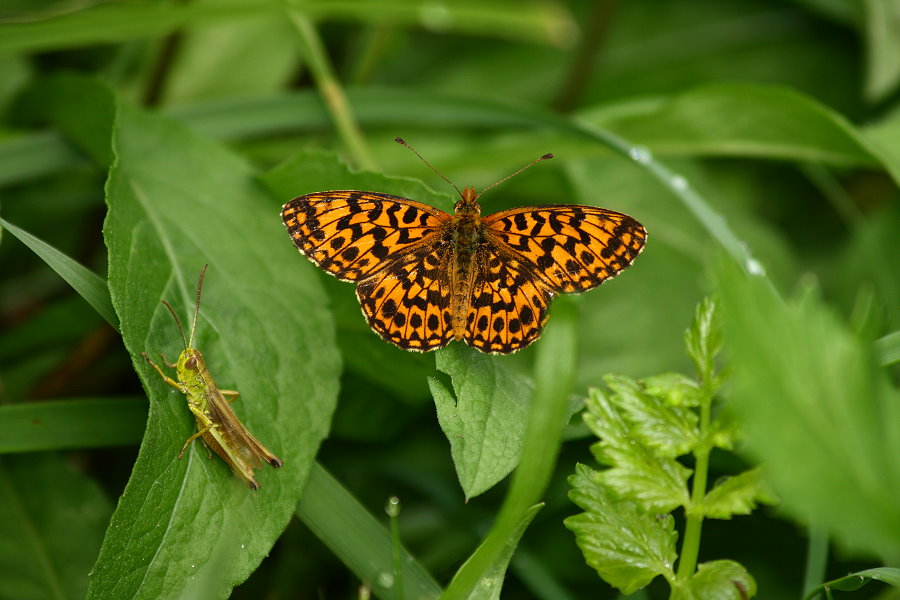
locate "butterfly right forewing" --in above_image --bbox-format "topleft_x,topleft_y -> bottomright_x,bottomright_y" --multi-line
282,191 -> 449,282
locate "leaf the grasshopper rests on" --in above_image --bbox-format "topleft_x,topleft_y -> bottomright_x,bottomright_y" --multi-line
142,265 -> 282,490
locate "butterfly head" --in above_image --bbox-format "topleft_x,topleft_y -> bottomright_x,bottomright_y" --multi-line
454,186 -> 482,217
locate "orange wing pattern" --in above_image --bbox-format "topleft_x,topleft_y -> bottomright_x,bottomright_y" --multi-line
464,246 -> 550,353
283,191 -> 646,354
356,242 -> 455,351
282,191 -> 448,281
482,205 -> 646,294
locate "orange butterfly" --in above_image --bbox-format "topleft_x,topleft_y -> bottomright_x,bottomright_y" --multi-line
282,139 -> 647,354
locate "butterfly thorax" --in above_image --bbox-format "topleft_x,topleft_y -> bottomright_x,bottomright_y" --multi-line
176,348 -> 213,412
449,186 -> 486,338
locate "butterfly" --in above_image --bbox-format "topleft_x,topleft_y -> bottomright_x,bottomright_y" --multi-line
281,139 -> 647,354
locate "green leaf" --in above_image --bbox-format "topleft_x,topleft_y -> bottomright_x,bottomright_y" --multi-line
455,504 -> 542,600
0,217 -> 117,328
565,464 -> 678,595
0,453 -> 113,600
605,374 -> 700,457
441,297 -> 578,600
862,0 -> 900,102
684,296 -> 721,385
0,398 -> 146,453
697,467 -> 775,519
876,330 -> 900,366
593,83 -> 881,168
641,373 -> 702,407
0,0 -> 573,57
585,387 -> 692,512
804,567 -> 900,597
89,102 -> 340,599
671,560 -> 757,600
429,344 -> 532,500
717,258 -> 900,560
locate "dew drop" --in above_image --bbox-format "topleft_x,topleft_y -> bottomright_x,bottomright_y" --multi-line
670,175 -> 688,191
385,496 -> 401,517
377,571 -> 394,588
745,258 -> 766,276
420,3 -> 452,30
629,145 -> 652,164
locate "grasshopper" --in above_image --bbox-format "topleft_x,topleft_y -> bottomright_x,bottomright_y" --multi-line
142,265 -> 282,490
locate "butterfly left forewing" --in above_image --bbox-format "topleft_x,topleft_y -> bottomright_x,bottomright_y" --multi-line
282,191 -> 449,282
482,205 -> 646,294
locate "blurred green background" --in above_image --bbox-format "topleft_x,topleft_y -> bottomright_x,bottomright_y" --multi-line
0,0 -> 897,599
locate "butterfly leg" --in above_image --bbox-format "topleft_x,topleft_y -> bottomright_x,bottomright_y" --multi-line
142,352 -> 186,393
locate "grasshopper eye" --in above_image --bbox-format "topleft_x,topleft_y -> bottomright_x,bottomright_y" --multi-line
185,356 -> 198,369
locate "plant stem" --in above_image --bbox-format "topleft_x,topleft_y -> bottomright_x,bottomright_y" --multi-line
801,525 -> 829,596
675,393 -> 712,582
285,9 -> 377,171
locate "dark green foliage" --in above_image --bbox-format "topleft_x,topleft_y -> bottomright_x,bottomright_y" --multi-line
0,1 -> 897,599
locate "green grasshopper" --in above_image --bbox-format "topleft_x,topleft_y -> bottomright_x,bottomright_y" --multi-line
142,265 -> 282,490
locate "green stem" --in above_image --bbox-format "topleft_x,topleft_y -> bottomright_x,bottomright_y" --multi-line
285,9 -> 377,171
801,526 -> 829,597
675,394 -> 712,582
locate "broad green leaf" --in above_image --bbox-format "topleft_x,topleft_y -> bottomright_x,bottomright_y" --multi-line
0,218 -> 117,328
258,149 -> 445,402
592,83 -> 882,170
442,298 -> 578,600
862,0 -> 900,102
585,387 -> 692,512
0,453 -> 113,600
565,464 -> 677,595
717,258 -> 900,560
696,467 -> 775,519
670,560 -> 756,600
90,102 -> 340,599
0,398 -> 146,453
430,344 -> 532,500
604,374 -> 700,457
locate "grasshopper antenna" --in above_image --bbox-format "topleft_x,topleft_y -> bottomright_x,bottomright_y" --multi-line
395,137 -> 463,198
188,264 -> 208,349
477,153 -> 553,199
161,301 -> 187,350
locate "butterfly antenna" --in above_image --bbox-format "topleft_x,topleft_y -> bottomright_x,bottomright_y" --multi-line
187,264 -> 208,349
161,301 -> 188,350
477,153 -> 553,199
395,137 -> 463,198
